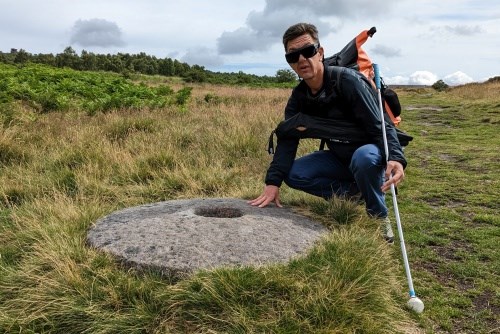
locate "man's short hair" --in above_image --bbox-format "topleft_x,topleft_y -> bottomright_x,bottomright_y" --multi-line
282,23 -> 319,51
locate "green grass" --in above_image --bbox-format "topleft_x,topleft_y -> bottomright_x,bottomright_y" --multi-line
393,86 -> 500,333
0,68 -> 498,333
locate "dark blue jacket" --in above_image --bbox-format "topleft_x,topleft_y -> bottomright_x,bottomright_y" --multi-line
265,65 -> 407,187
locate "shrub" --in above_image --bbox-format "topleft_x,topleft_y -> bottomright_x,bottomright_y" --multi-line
486,76 -> 500,83
175,87 -> 192,106
275,69 -> 298,83
432,79 -> 449,91
204,93 -> 222,104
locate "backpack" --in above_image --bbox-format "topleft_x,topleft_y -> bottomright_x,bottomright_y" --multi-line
324,27 -> 402,125
267,27 -> 412,155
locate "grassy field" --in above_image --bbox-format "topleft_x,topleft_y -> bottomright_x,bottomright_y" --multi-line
394,82 -> 499,333
0,67 -> 498,333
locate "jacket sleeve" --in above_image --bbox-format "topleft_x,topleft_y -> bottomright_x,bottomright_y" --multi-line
264,93 -> 300,186
338,69 -> 407,168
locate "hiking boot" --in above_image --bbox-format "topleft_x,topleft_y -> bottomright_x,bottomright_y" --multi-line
381,217 -> 395,244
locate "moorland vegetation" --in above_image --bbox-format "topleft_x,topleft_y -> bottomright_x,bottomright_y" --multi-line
0,62 -> 498,333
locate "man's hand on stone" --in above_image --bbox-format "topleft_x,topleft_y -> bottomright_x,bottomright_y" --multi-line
248,185 -> 282,208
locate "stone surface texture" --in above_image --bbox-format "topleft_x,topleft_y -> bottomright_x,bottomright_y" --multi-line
87,198 -> 328,277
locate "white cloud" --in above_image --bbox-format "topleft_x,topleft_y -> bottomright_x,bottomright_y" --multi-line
384,76 -> 409,85
383,70 -> 476,86
370,44 -> 402,58
443,71 -> 474,85
181,47 -> 224,68
408,71 -> 438,85
217,0 -> 400,55
444,24 -> 483,36
217,28 -> 274,54
167,51 -> 180,59
70,19 -> 125,47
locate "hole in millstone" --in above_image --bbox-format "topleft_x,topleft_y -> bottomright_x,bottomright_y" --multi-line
194,206 -> 243,218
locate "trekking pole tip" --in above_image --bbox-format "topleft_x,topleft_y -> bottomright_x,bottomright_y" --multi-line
407,296 -> 424,313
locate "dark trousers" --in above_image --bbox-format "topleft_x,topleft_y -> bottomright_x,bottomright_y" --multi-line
284,144 -> 388,218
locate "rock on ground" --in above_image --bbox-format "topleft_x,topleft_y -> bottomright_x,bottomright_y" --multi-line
87,198 -> 328,278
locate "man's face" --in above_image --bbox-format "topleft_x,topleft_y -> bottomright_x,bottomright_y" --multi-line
286,34 -> 324,81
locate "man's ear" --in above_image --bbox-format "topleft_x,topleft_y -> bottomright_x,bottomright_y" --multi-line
319,46 -> 324,61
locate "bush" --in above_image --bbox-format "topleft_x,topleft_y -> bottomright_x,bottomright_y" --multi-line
275,69 -> 297,83
175,87 -> 192,106
486,76 -> 500,83
432,79 -> 449,91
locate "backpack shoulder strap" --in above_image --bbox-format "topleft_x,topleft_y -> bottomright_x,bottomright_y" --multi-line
334,66 -> 344,94
318,65 -> 345,151
324,65 -> 345,97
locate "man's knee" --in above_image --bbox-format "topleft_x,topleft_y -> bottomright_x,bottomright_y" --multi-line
284,169 -> 308,189
350,145 -> 382,171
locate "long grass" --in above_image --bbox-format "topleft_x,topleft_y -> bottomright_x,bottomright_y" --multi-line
1,71 -> 498,333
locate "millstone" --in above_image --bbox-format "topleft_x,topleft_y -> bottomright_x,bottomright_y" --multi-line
87,198 -> 328,278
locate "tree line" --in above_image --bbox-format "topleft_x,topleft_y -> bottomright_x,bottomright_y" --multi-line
0,47 -> 298,86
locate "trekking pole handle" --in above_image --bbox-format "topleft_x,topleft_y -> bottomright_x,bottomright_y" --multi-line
373,63 -> 381,90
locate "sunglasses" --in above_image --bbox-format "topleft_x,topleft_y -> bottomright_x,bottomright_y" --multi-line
285,43 -> 320,63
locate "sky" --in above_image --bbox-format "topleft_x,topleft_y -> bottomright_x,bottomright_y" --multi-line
1,0 -> 499,85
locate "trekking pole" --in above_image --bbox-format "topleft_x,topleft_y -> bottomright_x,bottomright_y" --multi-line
373,64 -> 424,314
